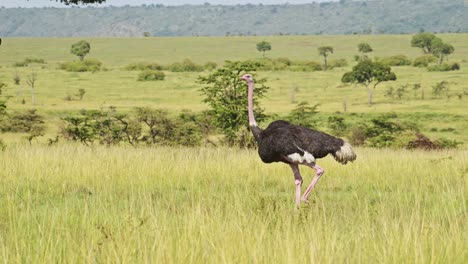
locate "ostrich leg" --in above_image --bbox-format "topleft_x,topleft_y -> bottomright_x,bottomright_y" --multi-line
301,164 -> 324,202
289,163 -> 303,206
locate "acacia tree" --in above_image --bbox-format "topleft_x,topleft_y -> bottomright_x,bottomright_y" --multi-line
318,46 -> 333,70
342,60 -> 397,106
357,42 -> 373,60
198,61 -> 269,147
71,40 -> 91,61
431,38 -> 455,65
411,33 -> 438,54
256,41 -> 272,57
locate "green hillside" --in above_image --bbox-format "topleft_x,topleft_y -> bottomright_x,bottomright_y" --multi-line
0,0 -> 467,37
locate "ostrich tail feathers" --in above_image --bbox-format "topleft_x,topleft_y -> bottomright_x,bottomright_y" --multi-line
334,142 -> 356,165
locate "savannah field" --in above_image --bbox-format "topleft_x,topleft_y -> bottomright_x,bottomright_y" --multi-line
0,35 -> 467,262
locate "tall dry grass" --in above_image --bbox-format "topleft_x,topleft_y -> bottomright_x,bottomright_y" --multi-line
0,145 -> 466,263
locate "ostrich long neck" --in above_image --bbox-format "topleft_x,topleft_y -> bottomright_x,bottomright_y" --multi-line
247,81 -> 258,127
247,80 -> 262,142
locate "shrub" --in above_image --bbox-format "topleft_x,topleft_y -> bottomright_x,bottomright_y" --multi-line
327,116 -> 348,136
137,70 -> 165,81
124,62 -> 163,71
0,139 -> 5,151
204,61 -> 218,71
378,55 -> 412,66
13,72 -> 20,85
348,125 -> 367,146
24,57 -> 46,64
328,58 -> 348,69
287,101 -> 319,128
256,58 -> 289,71
59,59 -> 102,72
276,57 -> 292,66
290,61 -> 323,71
435,137 -> 463,149
13,61 -> 28,67
412,55 -> 437,67
166,59 -> 204,72
3,109 -> 46,133
427,63 -> 460,72
432,81 -> 449,98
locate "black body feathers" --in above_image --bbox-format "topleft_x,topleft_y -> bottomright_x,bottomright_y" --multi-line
251,120 -> 354,164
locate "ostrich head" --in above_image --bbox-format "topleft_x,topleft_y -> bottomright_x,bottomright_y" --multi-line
240,74 -> 254,83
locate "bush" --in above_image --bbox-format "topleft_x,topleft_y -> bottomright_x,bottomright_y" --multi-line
378,55 -> 411,66
327,116 -> 349,136
276,57 -> 292,66
427,63 -> 460,72
59,59 -> 102,72
124,62 -> 163,71
256,58 -> 289,71
3,109 -> 46,133
328,58 -> 348,69
24,57 -> 46,64
348,125 -> 367,146
0,138 -> 5,151
13,58 -> 47,67
412,55 -> 437,67
0,109 -> 46,144
61,107 -> 204,146
290,61 -> 323,71
137,70 -> 165,81
13,61 -> 28,67
166,59 -> 204,72
287,101 -> 319,128
435,137 -> 463,149
204,61 -> 218,71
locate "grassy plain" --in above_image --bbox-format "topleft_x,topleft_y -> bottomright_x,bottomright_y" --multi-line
0,34 -> 467,144
0,145 -> 466,262
0,35 -> 467,262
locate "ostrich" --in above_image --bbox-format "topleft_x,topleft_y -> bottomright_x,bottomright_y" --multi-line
240,74 -> 356,206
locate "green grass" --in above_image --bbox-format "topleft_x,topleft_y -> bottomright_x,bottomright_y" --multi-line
1,35 -> 467,262
0,145 -> 466,262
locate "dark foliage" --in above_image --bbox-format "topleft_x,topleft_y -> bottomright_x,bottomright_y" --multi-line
377,55 -> 412,66
60,107 -> 204,146
59,59 -> 102,72
137,70 -> 165,81
0,109 -> 46,144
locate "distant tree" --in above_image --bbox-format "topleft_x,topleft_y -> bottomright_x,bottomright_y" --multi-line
26,72 -> 37,105
318,46 -> 334,70
77,88 -> 86,100
342,60 -> 397,105
431,38 -> 455,65
357,42 -> 373,59
71,40 -> 91,61
55,0 -> 106,4
256,41 -> 272,57
411,33 -> 438,54
143,32 -> 151,37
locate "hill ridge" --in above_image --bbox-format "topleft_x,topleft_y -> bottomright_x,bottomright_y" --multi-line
0,0 -> 467,37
